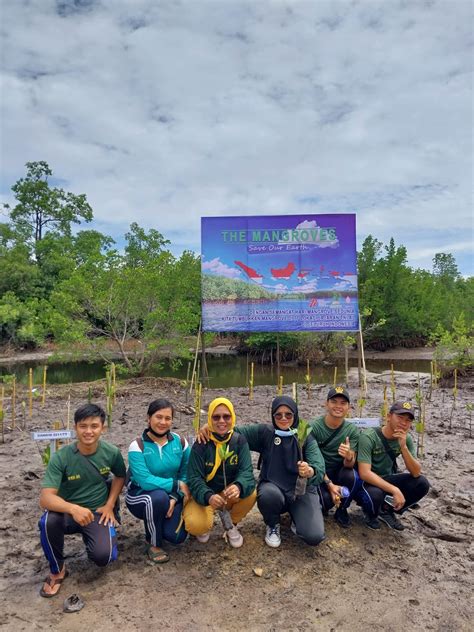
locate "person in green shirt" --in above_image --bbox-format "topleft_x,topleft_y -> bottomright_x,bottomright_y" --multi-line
357,401 -> 430,531
38,403 -> 126,598
184,397 -> 256,548
310,386 -> 360,528
196,396 -> 325,549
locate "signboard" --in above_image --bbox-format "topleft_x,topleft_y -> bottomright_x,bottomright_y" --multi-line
201,214 -> 358,332
346,418 -> 381,429
31,430 -> 75,441
31,430 -> 75,455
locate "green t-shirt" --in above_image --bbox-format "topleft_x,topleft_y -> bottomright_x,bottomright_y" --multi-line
357,428 -> 416,478
310,415 -> 360,472
42,440 -> 126,511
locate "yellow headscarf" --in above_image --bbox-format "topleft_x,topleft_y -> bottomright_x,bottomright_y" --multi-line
206,397 -> 236,483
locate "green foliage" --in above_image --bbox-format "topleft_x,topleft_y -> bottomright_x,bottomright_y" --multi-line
430,313 -> 473,373
4,161 -> 93,244
291,418 -> 312,449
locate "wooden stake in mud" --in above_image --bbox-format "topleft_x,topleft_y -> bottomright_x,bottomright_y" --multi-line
415,374 -> 425,457
249,362 -> 254,401
0,387 -> 4,443
111,363 -> 116,404
189,322 -> 202,396
11,375 -> 16,429
41,366 -> 47,406
193,382 -> 202,434
381,385 -> 388,421
333,366 -> 337,388
28,368 -> 33,418
390,364 -> 396,403
292,382 -> 297,404
277,375 -> 283,396
66,394 -> 71,432
358,313 -> 368,395
53,420 -> 61,452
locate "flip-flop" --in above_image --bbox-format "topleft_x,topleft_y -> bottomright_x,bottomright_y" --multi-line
39,569 -> 69,598
146,544 -> 170,564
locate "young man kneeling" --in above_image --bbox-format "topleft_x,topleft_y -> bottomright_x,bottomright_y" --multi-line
357,401 -> 430,531
38,404 -> 125,597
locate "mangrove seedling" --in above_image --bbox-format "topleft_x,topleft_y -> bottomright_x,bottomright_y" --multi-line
466,403 -> 473,438
291,418 -> 313,497
218,444 -> 236,531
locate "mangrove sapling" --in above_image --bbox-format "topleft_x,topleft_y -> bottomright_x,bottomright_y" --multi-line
415,381 -> 426,458
449,369 -> 458,430
305,360 -> 311,399
357,395 -> 366,418
218,444 -> 236,532
466,403 -> 473,438
291,419 -> 312,497
0,408 -> 4,444
249,362 -> 254,401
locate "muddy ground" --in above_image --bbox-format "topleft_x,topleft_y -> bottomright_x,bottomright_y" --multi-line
0,369 -> 472,632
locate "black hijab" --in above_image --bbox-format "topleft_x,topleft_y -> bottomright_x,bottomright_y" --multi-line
271,395 -> 299,430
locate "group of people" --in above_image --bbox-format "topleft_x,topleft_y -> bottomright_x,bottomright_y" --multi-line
38,387 -> 430,597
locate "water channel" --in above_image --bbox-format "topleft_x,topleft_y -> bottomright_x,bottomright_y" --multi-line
0,354 -> 432,389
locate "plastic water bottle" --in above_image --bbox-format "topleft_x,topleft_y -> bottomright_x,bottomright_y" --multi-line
339,486 -> 350,499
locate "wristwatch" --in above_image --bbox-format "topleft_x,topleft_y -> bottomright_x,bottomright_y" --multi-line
324,476 -> 332,486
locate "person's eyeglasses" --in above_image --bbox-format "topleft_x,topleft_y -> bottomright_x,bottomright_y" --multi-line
212,414 -> 232,422
273,412 -> 294,420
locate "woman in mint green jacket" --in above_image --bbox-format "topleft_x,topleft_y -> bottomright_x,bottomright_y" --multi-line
126,399 -> 190,563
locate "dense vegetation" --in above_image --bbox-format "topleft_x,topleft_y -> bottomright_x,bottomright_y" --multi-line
1,162 -> 472,373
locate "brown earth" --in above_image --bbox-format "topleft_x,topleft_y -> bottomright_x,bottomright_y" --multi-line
0,370 -> 472,632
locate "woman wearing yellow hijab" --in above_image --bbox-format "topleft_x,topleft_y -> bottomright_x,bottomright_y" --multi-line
183,397 -> 256,548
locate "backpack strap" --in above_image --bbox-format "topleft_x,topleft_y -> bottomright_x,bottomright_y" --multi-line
374,427 -> 399,473
318,425 -> 343,449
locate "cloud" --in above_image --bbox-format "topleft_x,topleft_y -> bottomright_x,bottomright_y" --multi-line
1,0 -> 472,275
202,257 -> 241,279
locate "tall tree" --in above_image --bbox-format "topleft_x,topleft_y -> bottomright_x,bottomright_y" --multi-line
4,161 -> 93,244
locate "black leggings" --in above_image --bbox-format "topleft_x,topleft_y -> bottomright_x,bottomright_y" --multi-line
357,473 -> 430,517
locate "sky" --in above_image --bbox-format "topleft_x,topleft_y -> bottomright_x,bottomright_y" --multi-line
1,0 -> 473,276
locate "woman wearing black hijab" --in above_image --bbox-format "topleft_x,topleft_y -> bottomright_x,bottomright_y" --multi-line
210,396 -> 326,549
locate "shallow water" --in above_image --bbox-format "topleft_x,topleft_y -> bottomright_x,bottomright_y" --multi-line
0,355 -> 432,388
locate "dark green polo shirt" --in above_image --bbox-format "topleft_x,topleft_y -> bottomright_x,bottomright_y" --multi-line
42,440 -> 126,511
358,428 -> 416,478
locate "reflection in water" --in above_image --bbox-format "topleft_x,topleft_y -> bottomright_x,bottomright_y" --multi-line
0,355 -> 432,389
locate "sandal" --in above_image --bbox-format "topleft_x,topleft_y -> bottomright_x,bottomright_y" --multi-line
40,569 -> 69,598
146,544 -> 170,564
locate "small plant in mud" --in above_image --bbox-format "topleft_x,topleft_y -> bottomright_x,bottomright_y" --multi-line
218,444 -> 235,531
291,418 -> 312,497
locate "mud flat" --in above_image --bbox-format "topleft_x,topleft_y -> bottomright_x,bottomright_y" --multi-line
0,373 -> 472,632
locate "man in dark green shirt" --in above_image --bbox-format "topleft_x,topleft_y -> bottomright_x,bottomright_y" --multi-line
310,386 -> 360,528
38,404 -> 126,597
357,401 -> 430,531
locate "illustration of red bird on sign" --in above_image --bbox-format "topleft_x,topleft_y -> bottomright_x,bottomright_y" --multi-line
234,260 -> 263,283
